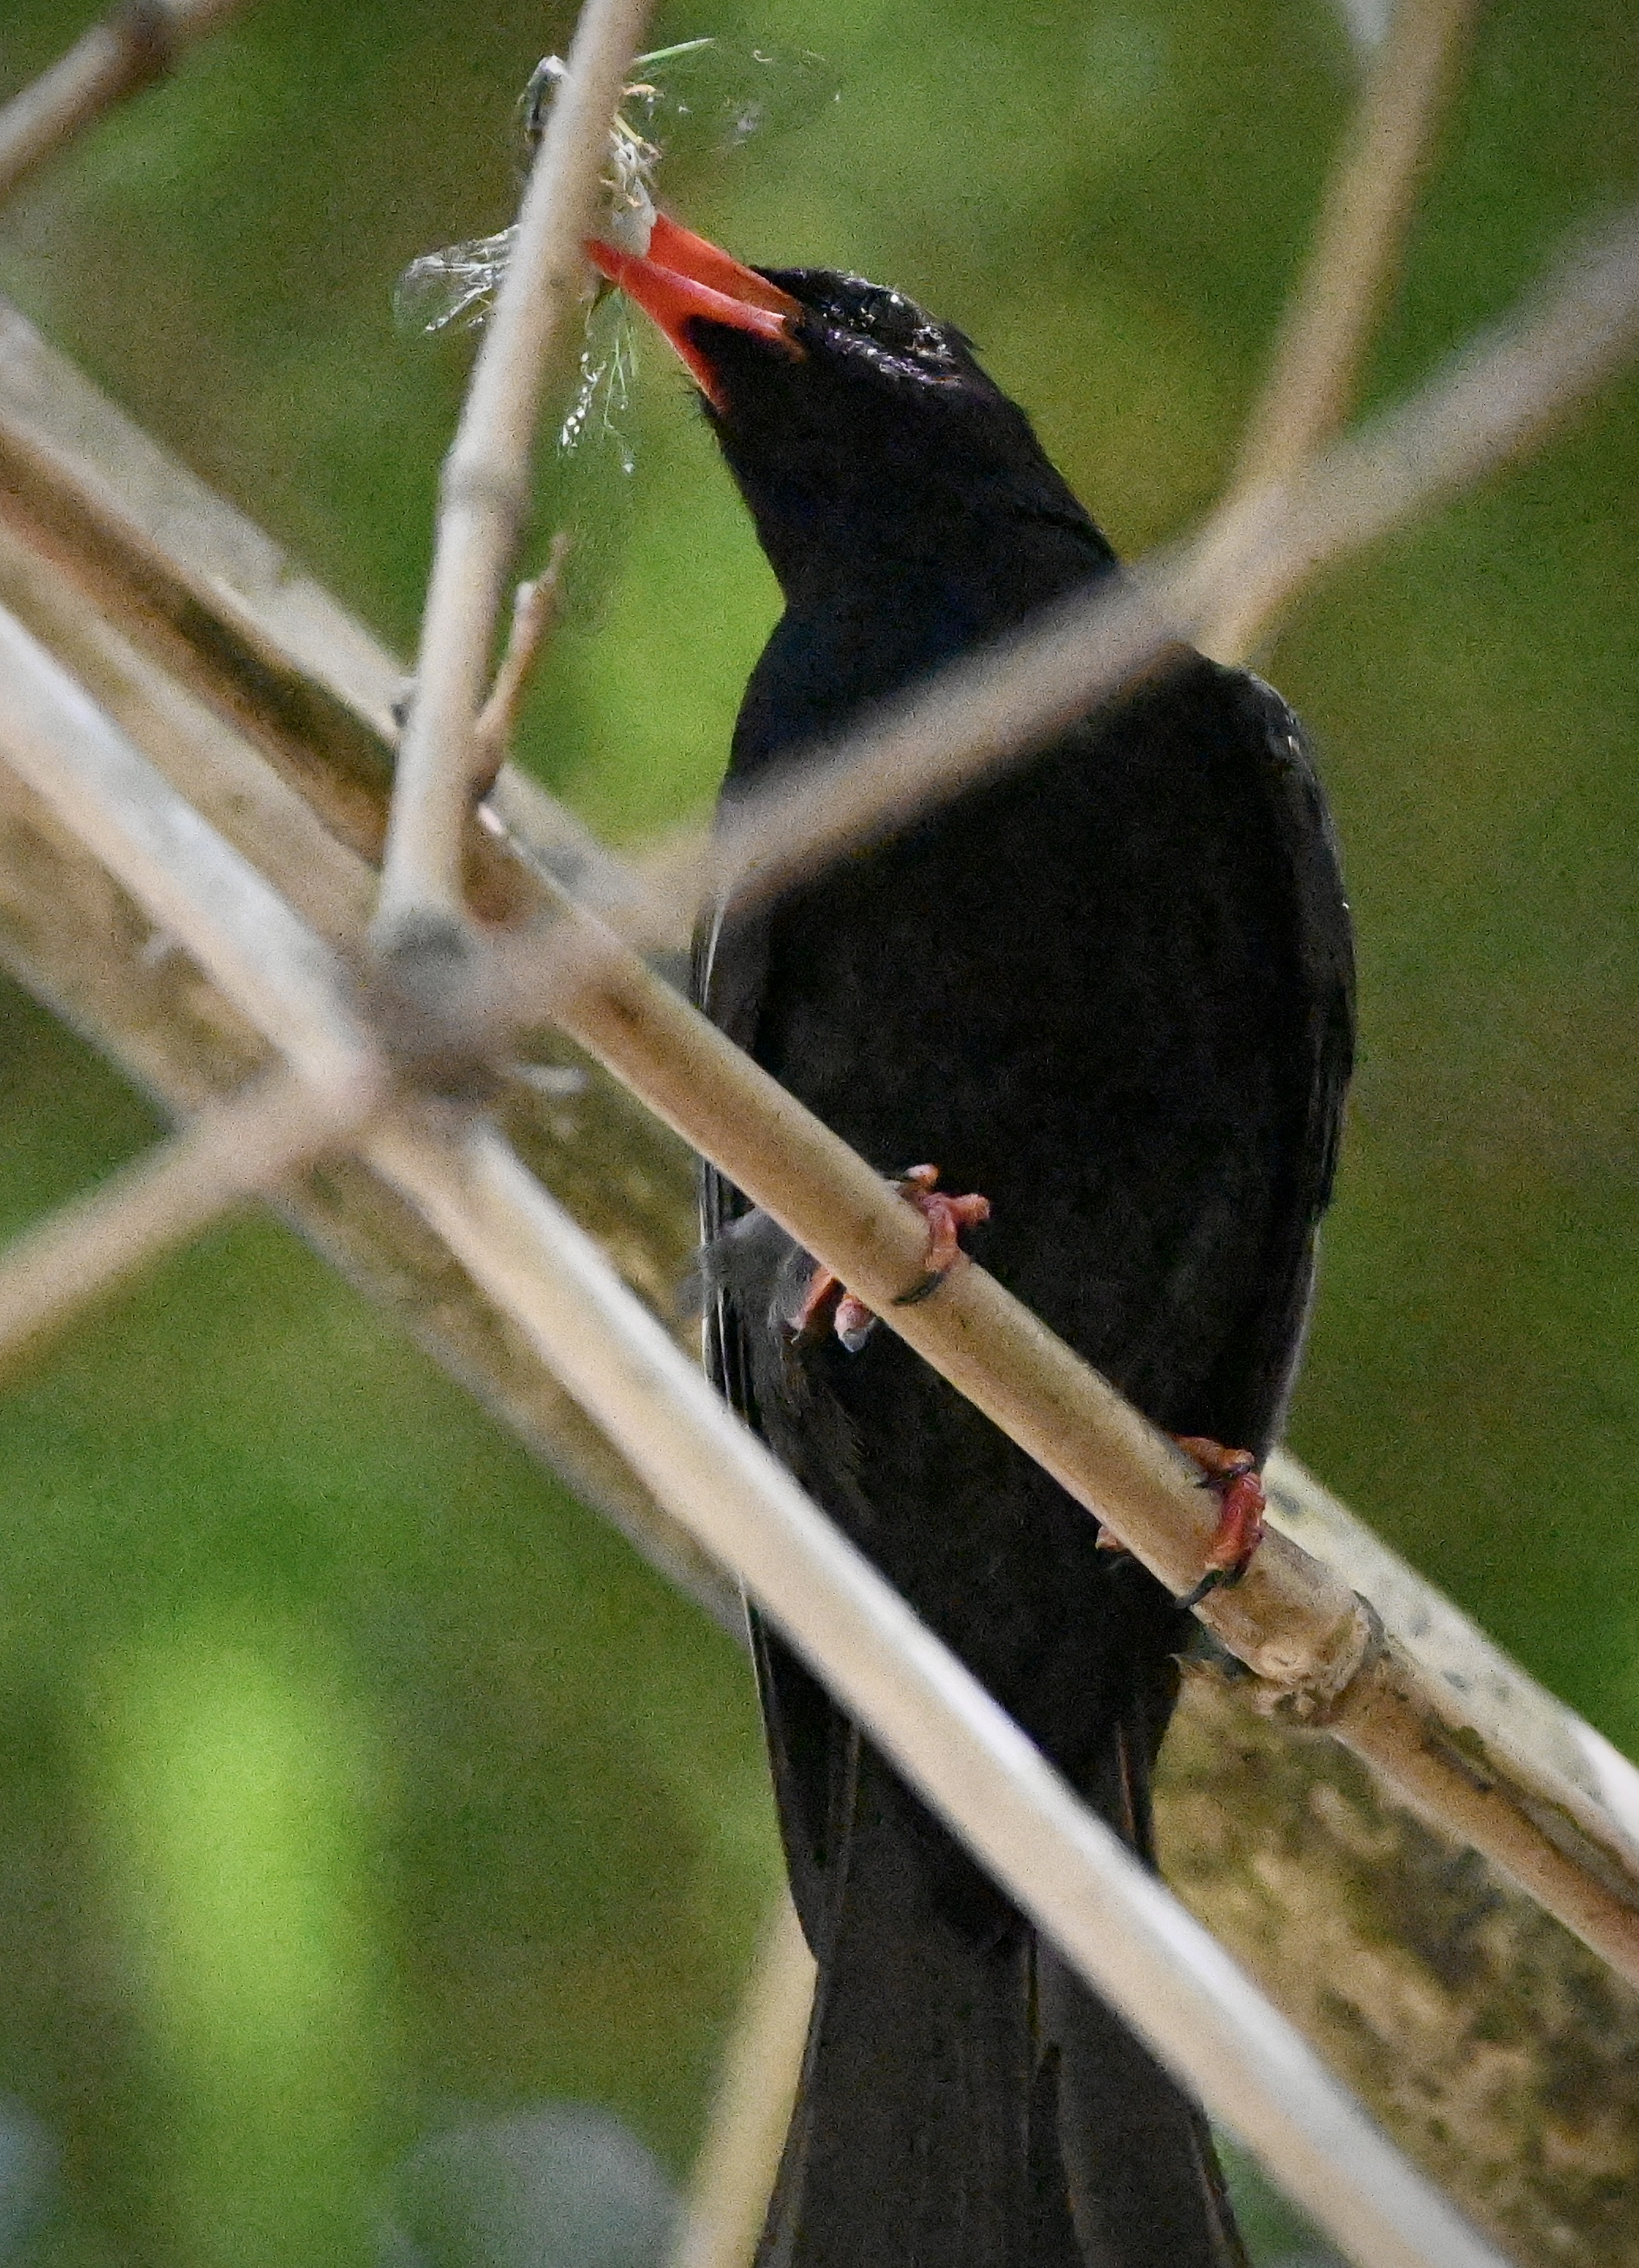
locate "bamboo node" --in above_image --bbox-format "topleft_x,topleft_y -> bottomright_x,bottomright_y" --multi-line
1251,1595 -> 1384,1725
366,911 -> 507,1095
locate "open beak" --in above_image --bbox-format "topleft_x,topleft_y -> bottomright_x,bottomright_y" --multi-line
587,213 -> 802,410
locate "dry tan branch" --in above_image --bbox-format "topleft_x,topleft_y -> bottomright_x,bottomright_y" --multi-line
1202,0 -> 1480,660
0,599 -> 368,1088
506,882 -> 1639,1998
0,0 -> 254,207
667,1896 -> 813,2268
1161,1670 -> 1639,2266
2,317 -> 1638,2262
375,0 -> 653,940
470,538 -> 573,802
0,1064 -> 374,1372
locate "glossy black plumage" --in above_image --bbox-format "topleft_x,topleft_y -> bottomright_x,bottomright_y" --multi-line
682,265 -> 1355,2268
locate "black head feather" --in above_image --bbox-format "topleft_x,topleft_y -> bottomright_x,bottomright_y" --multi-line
685,267 -> 1117,600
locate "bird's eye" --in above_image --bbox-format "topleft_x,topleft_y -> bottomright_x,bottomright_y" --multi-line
857,287 -> 956,368
834,288 -> 961,381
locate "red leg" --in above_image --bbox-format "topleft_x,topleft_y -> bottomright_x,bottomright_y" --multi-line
1172,1435 -> 1267,1608
791,1262 -> 843,1338
789,1269 -> 881,1354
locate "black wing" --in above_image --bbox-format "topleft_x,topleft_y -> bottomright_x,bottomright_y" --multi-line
692,892 -> 847,1934
1216,665 -> 1355,1442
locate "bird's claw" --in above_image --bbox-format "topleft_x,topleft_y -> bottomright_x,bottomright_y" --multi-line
890,1165 -> 993,1305
788,1166 -> 991,1351
790,1263 -> 879,1349
1172,1436 -> 1266,1609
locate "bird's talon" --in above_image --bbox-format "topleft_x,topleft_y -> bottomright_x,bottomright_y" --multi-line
1176,1564 -> 1231,1611
782,1167 -> 991,1346
1172,1434 -> 1267,1606
890,1166 -> 991,1305
791,1262 -> 843,1339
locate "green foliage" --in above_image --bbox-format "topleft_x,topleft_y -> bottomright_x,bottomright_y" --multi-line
0,992 -> 768,2258
1,0 -> 1637,2257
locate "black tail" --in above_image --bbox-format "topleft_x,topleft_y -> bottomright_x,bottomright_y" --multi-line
755,1721 -> 1246,2268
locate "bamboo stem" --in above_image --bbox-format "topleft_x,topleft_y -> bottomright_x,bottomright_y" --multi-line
1202,0 -> 1482,661
0,0 -> 253,207
515,897 -> 1639,1994
373,0 -> 653,942
469,535 -> 573,802
0,1064 -> 379,1373
0,599 -> 368,1090
667,1895 -> 814,2268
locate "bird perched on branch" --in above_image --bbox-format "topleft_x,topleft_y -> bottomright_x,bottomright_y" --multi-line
592,214 -> 1354,2268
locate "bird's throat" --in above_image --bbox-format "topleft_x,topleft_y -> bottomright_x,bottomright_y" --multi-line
729,530 -> 1112,782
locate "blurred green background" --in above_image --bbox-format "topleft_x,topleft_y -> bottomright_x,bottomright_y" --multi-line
0,0 -> 1635,2261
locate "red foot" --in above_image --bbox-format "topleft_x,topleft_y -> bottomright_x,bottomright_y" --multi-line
891,1166 -> 992,1306
1172,1436 -> 1267,1608
786,1166 -> 991,1352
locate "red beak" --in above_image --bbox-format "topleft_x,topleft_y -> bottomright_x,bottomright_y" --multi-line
587,213 -> 802,409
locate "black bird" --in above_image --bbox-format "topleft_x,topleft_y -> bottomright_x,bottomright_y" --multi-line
592,217 -> 1355,2268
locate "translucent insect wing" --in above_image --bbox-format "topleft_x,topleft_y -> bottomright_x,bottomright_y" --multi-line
393,228 -> 518,337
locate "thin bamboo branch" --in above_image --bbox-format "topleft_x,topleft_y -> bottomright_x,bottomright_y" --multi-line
0,598 -> 368,1090
0,0 -> 253,207
0,1063 -> 377,1373
469,536 -> 572,803
1154,1667 -> 1639,2266
374,0 -> 653,941
1188,198 -> 1639,634
368,1112 -> 1507,2268
667,1894 -> 814,2268
1265,1450 -> 1639,1823
1201,0 -> 1481,663
526,903 -> 1359,1672
512,894 -> 1639,1992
